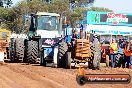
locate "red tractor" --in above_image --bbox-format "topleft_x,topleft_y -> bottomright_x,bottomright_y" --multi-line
101,41 -> 111,67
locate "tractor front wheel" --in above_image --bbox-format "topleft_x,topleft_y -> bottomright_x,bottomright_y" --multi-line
27,40 -> 38,64
57,40 -> 67,68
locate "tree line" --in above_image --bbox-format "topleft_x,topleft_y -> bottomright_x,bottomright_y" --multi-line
0,0 -> 113,33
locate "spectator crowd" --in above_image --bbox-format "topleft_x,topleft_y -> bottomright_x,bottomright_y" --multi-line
101,38 -> 132,69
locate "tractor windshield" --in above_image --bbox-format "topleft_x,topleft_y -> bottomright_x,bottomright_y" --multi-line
37,15 -> 59,31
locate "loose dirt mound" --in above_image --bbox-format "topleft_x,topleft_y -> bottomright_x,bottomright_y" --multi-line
0,63 -> 131,88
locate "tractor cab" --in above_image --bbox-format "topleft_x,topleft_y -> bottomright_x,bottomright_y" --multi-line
29,12 -> 61,38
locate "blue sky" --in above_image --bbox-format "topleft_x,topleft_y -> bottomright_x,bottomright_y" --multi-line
12,0 -> 132,13
12,0 -> 20,6
94,0 -> 132,13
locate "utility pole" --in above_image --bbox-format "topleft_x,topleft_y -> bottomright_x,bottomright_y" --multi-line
59,11 -> 67,36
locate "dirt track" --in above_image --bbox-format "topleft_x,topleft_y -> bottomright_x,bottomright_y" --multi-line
0,63 -> 132,88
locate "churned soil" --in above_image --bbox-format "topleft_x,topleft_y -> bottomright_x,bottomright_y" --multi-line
0,63 -> 132,88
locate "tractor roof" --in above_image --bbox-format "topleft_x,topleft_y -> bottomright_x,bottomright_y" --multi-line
36,12 -> 60,16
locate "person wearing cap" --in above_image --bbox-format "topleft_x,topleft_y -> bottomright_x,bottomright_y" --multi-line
110,39 -> 118,68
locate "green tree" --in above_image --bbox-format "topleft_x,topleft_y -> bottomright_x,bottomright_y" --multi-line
48,0 -> 69,15
69,7 -> 86,28
88,7 -> 113,12
69,0 -> 95,28
0,7 -> 16,31
0,0 -> 113,33
27,0 -> 49,13
11,1 -> 28,33
69,6 -> 113,28
11,0 -> 49,33
48,0 -> 70,32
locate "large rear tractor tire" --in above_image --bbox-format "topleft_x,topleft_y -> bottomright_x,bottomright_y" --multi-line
9,38 -> 16,62
15,38 -> 25,62
27,40 -> 38,64
57,40 -> 68,68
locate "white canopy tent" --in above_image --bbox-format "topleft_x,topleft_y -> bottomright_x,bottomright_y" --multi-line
84,24 -> 132,42
85,25 -> 132,36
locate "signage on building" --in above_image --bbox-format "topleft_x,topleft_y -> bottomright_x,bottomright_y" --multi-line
87,11 -> 132,26
106,13 -> 128,24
